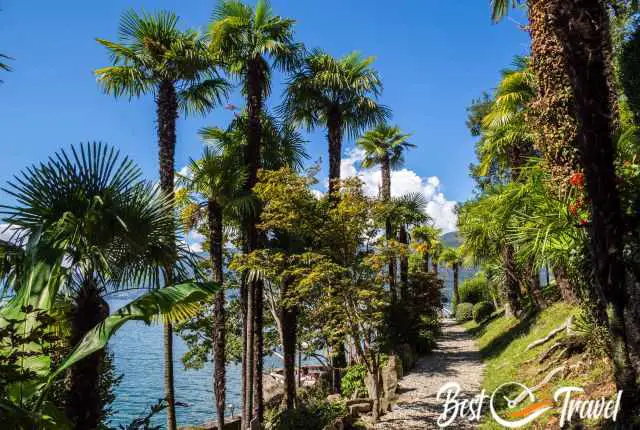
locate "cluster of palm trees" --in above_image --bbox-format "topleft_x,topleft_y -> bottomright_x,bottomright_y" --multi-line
455,0 -> 640,422
91,1 -> 439,429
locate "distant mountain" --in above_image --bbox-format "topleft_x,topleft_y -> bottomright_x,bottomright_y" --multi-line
441,231 -> 460,248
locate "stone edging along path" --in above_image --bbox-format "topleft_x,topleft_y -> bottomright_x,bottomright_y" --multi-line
374,319 -> 484,429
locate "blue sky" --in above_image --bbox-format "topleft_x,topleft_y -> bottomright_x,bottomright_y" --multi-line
0,1 -> 529,231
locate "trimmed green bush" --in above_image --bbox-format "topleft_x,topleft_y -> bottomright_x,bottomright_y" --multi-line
453,274 -> 493,308
455,303 -> 474,322
473,301 -> 495,323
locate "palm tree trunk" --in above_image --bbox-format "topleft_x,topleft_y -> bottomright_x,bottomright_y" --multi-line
552,264 -> 578,304
452,263 -> 460,306
398,225 -> 409,300
67,277 -> 109,430
550,0 -> 640,418
281,276 -> 298,411
327,107 -> 343,197
528,0 -> 579,182
422,251 -> 430,273
157,78 -> 179,430
431,259 -> 438,276
240,274 -> 250,428
525,260 -> 546,310
326,108 -> 348,395
502,245 -> 522,318
380,156 -> 397,302
207,200 -> 226,430
246,58 -> 263,425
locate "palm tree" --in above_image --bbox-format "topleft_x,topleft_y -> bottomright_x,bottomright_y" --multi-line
209,2 -> 301,422
357,124 -> 414,300
412,225 -> 441,273
1,143 -> 196,429
431,240 -> 443,277
282,50 -> 390,197
96,11 -> 229,428
494,4 -> 640,416
177,147 -> 250,430
439,247 -> 463,307
391,193 -> 429,300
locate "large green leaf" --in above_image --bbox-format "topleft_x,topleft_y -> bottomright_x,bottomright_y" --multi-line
47,281 -> 219,383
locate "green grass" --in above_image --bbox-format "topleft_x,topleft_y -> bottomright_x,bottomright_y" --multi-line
465,303 -> 615,429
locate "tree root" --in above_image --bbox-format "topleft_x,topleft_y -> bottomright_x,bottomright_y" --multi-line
514,366 -> 567,406
525,316 -> 573,351
538,342 -> 563,363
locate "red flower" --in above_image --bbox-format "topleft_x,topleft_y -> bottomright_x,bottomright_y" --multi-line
568,202 -> 579,216
569,172 -> 585,187
580,219 -> 589,226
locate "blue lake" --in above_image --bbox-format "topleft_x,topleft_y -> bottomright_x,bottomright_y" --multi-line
107,296 -> 278,428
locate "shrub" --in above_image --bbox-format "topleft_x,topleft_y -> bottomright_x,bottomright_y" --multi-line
454,274 -> 493,308
455,303 -> 474,322
265,386 -> 347,430
340,363 -> 367,398
472,301 -> 495,323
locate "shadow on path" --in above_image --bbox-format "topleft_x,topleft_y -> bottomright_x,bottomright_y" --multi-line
374,319 -> 484,429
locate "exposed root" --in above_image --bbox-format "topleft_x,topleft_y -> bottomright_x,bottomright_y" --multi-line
514,366 -> 566,406
525,316 -> 573,351
538,342 -> 563,363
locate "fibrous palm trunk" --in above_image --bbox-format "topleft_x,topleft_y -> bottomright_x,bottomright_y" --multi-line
67,278 -> 109,430
398,225 -> 409,301
327,107 -> 343,198
208,200 -> 226,430
452,263 -> 460,307
281,275 -> 298,411
552,264 -> 578,304
381,156 -> 396,301
326,106 -> 347,394
422,251 -> 430,273
502,244 -> 522,318
525,260 -> 546,311
245,58 -> 263,425
549,0 -> 640,418
157,79 -> 179,430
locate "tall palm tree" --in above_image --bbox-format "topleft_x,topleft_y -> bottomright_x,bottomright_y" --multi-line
391,193 -> 428,300
95,11 -> 229,429
177,147 -> 250,430
439,247 -> 463,306
282,50 -> 390,197
494,3 -> 640,416
357,124 -> 414,300
209,2 -> 300,422
1,143 -> 193,430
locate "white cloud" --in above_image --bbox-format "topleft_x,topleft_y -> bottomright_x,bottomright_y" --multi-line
338,148 -> 458,233
0,224 -> 23,243
185,230 -> 205,253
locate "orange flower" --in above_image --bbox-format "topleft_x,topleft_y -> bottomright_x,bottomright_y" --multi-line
569,172 -> 585,187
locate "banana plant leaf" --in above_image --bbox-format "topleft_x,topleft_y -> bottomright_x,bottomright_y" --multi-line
46,281 -> 219,384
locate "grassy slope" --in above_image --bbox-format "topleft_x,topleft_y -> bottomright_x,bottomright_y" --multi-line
464,303 -> 616,429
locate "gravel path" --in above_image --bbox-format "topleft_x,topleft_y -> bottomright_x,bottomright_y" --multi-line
374,319 -> 484,429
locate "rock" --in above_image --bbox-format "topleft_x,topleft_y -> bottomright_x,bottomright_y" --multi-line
326,393 -> 342,403
348,400 -> 372,417
345,398 -> 372,407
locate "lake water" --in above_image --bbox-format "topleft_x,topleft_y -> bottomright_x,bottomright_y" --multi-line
107,296 -> 277,428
